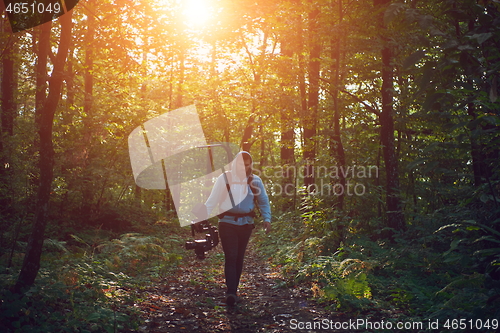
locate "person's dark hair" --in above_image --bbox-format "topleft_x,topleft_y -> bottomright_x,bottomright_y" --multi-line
242,152 -> 252,164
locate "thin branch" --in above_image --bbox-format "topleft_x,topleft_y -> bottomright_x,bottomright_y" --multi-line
319,77 -> 381,116
339,89 -> 381,116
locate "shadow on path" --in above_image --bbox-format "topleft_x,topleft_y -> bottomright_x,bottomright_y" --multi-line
135,240 -> 340,332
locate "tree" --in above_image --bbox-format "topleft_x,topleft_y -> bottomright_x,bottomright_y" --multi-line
278,23 -> 298,210
328,0 -> 346,211
303,6 -> 321,191
80,0 -> 96,220
374,0 -> 405,235
14,11 -> 73,292
0,21 -> 17,216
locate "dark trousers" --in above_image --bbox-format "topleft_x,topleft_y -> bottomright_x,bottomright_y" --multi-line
218,222 -> 254,295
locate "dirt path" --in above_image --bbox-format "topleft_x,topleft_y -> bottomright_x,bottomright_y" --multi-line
135,240 -> 339,332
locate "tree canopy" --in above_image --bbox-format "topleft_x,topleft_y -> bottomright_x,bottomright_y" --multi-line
1,0 -> 499,330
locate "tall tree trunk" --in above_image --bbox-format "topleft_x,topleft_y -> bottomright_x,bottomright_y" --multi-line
468,99 -> 498,187
259,123 -> 266,167
240,30 -> 268,153
280,100 -> 296,210
81,0 -> 96,221
14,12 -> 73,292
65,41 -> 75,115
375,0 -> 405,236
175,46 -> 185,109
330,0 -> 346,211
1,37 -> 16,137
241,113 -> 257,152
279,37 -> 296,210
34,22 -> 51,136
297,16 -> 308,145
209,40 -> 230,144
0,23 -> 17,217
303,7 -> 321,191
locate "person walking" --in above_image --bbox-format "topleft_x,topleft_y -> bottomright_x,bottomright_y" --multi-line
205,151 -> 271,306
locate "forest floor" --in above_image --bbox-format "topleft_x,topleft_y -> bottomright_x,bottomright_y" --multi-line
133,240 -> 342,333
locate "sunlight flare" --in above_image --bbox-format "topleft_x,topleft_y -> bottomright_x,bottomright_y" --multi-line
182,0 -> 213,29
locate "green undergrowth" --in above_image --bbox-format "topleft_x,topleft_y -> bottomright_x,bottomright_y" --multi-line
255,204 -> 500,330
0,218 -> 190,333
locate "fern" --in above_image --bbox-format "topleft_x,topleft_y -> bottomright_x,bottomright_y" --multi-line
93,233 -> 182,276
43,239 -> 69,253
294,254 -> 374,310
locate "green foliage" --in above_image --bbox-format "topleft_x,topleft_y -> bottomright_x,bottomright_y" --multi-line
96,232 -> 184,278
257,211 -> 374,312
430,215 -> 500,320
0,261 -> 136,333
298,255 -> 374,312
0,222 -> 188,332
257,196 -> 500,324
1,0 -> 500,330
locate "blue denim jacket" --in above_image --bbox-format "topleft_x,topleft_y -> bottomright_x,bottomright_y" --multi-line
205,152 -> 271,226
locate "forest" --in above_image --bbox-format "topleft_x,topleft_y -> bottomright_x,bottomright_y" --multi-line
0,0 -> 499,331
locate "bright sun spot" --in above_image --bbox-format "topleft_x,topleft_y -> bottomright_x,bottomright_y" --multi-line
182,0 -> 212,29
